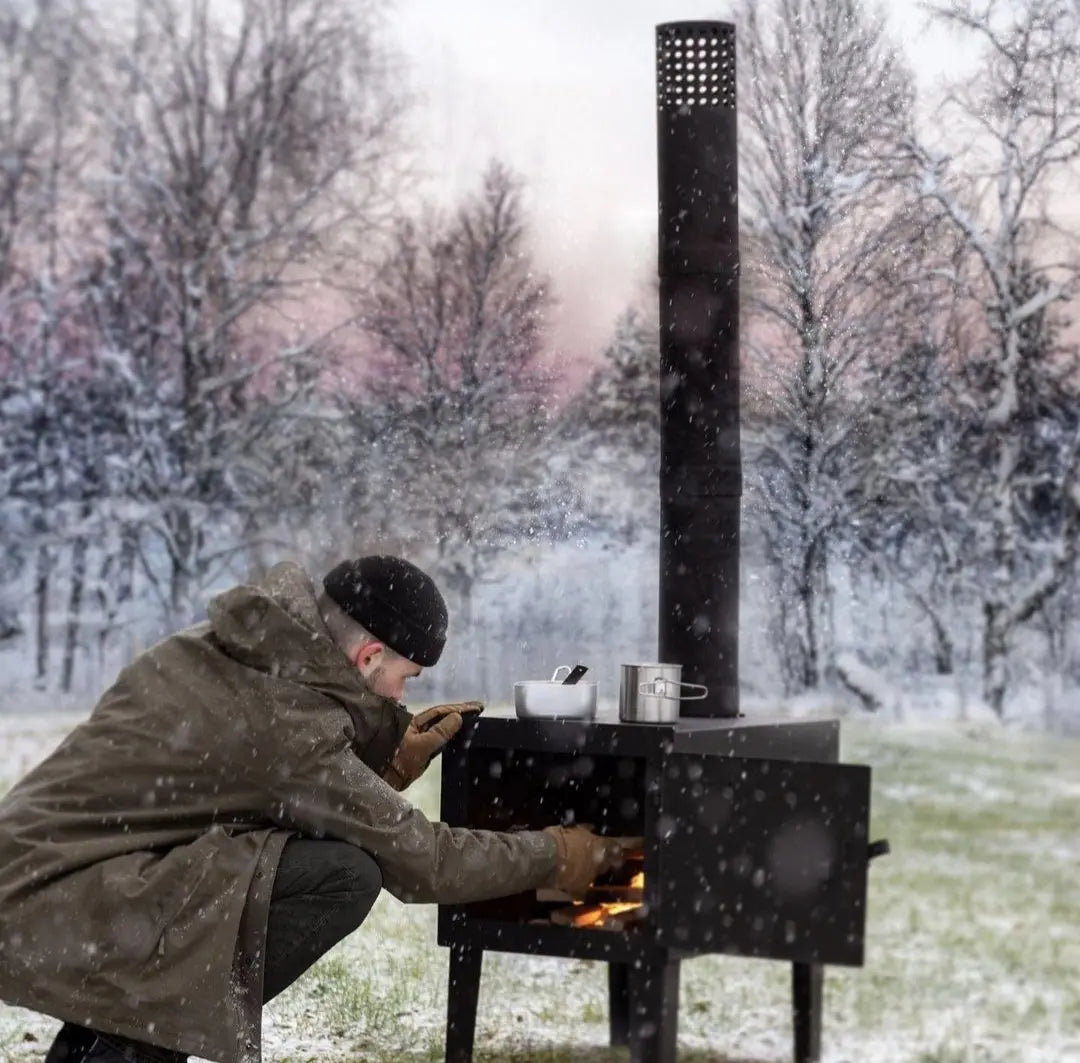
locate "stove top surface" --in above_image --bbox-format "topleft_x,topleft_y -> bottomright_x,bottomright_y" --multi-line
477,703 -> 834,728
455,707 -> 840,761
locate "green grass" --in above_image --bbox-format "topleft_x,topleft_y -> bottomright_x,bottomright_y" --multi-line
1,715 -> 1078,1062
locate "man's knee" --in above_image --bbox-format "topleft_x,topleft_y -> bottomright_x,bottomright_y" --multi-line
288,840 -> 382,944
272,838 -> 382,910
329,842 -> 383,907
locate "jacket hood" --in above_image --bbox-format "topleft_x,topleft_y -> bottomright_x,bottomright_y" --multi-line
207,561 -> 395,713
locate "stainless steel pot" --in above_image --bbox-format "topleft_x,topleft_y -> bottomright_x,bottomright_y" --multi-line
515,667 -> 598,720
618,662 -> 708,723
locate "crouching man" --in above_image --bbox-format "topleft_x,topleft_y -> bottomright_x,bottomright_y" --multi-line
0,556 -> 622,1063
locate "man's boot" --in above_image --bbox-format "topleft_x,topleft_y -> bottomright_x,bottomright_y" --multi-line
44,1023 -> 97,1063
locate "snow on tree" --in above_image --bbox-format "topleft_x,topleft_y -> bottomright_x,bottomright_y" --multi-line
855,332 -> 968,676
350,161 -> 585,626
0,0 -> 410,691
555,306 -> 661,551
736,0 -> 917,692
898,0 -> 1080,716
74,0 -> 409,624
0,0 -> 94,683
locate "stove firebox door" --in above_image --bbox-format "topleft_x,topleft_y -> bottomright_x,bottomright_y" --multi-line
654,754 -> 871,966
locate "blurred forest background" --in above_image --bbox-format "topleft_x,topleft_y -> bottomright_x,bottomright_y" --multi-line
2,0 -> 1080,731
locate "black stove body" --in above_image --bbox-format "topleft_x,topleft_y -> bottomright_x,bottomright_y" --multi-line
437,713 -> 878,1063
436,20 -> 885,1063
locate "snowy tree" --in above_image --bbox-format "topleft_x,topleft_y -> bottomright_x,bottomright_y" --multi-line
76,0 -> 409,623
822,200 -> 979,680
854,335 -> 969,675
0,2 -> 49,645
0,0 -> 410,689
0,0 -> 93,682
351,162 -> 582,625
556,307 -> 661,549
737,0 -> 917,691
898,0 -> 1080,716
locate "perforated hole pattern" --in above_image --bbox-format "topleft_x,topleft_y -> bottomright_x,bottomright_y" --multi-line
657,24 -> 735,110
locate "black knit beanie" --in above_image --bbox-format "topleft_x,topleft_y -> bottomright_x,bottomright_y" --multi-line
322,556 -> 448,667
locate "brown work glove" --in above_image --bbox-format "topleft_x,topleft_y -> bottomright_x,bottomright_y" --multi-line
542,825 -> 626,898
381,701 -> 483,791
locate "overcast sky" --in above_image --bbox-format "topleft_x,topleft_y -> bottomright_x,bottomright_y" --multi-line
383,1 -> 984,385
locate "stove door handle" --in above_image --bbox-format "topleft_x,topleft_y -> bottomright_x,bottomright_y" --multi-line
867,839 -> 891,862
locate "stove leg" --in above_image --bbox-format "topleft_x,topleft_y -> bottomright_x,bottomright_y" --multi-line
609,962 -> 630,1046
446,944 -> 483,1063
627,957 -> 679,1063
792,962 -> 823,1063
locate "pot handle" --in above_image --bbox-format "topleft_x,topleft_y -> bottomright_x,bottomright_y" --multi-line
550,665 -> 572,682
638,678 -> 709,701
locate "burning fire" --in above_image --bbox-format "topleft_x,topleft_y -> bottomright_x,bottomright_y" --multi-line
567,871 -> 645,929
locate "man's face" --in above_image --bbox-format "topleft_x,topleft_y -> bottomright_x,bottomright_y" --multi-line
353,643 -> 423,702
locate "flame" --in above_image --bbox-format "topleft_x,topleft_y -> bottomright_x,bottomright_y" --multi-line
569,870 -> 647,928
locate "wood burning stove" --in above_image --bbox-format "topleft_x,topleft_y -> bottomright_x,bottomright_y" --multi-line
437,715 -> 883,1063
436,20 -> 888,1063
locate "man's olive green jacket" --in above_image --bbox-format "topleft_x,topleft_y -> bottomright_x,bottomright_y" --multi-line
0,562 -> 556,1062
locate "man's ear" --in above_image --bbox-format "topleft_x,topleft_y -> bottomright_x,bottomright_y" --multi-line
353,641 -> 384,673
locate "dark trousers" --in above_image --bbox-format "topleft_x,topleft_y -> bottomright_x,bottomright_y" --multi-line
43,838 -> 383,1063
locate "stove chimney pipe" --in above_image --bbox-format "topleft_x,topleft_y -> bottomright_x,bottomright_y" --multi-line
655,21 -> 740,718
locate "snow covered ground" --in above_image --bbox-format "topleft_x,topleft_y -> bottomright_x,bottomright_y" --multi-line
1,709 -> 1077,1063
